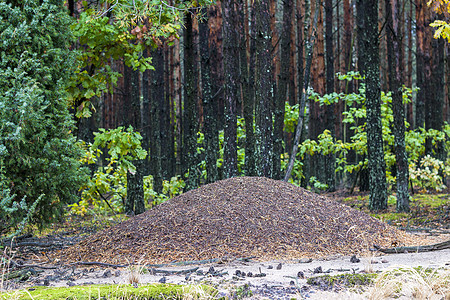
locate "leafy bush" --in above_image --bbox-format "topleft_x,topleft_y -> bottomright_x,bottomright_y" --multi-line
0,0 -> 86,234
291,72 -> 450,192
73,126 -> 147,215
72,127 -> 185,216
409,155 -> 450,192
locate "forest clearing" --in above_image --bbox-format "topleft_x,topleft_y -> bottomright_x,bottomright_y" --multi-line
1,0 -> 450,298
1,177 -> 449,299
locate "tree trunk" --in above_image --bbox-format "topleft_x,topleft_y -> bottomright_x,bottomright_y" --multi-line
240,1 -> 257,176
199,11 -> 219,184
183,12 -> 200,190
125,65 -> 145,215
150,47 -> 164,194
386,0 -> 410,212
415,0 -> 429,129
222,0 -> 239,178
357,0 -> 388,211
425,19 -> 445,159
273,0 -> 292,180
142,49 -> 151,176
168,37 -> 182,176
284,0 -> 320,182
254,0 -> 273,178
309,0 -> 326,187
324,0 -> 335,191
208,3 -> 224,178
162,44 -> 175,180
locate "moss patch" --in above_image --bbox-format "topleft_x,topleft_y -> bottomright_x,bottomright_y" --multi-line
331,192 -> 450,228
307,273 -> 376,289
0,283 -> 217,300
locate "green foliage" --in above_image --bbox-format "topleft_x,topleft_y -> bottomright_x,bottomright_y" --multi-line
429,0 -> 450,43
69,0 -> 216,118
73,126 -> 147,215
72,127 -> 185,216
284,102 -> 300,133
145,175 -> 185,207
409,155 -> 450,192
0,0 -> 86,233
293,72 -> 450,192
212,117 -> 246,176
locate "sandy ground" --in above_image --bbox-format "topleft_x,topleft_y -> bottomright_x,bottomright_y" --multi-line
8,246 -> 448,299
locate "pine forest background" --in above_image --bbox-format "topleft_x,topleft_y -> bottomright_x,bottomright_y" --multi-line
1,0 -> 450,233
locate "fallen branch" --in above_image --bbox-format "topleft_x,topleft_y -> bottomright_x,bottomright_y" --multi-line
4,268 -> 43,281
10,262 -> 57,270
68,261 -> 128,268
147,267 -> 199,275
146,258 -> 221,268
375,239 -> 450,254
398,227 -> 450,235
10,241 -> 70,248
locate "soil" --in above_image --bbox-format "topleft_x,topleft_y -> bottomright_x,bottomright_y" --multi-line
57,177 -> 428,265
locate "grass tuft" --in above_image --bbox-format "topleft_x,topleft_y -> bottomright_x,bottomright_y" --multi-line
367,266 -> 450,300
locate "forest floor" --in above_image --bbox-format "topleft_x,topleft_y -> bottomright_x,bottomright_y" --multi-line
1,177 -> 449,299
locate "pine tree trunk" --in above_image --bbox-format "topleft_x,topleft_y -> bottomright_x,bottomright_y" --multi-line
273,0 -> 292,180
254,0 -> 273,178
222,0 -> 239,178
168,38 -> 182,176
309,0 -> 326,187
425,20 -> 445,159
208,3 -> 224,135
142,49 -> 151,176
284,0 -> 319,182
199,11 -> 219,184
415,0 -> 429,129
325,0 -> 335,191
386,0 -> 410,212
183,12 -> 200,190
161,45 -> 175,180
240,1 -> 257,176
357,0 -> 388,211
150,47 -> 164,194
125,65 -> 145,215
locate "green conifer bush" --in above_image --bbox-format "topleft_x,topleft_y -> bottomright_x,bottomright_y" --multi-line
0,0 -> 86,235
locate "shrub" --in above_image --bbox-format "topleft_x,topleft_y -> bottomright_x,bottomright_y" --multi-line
0,0 -> 86,235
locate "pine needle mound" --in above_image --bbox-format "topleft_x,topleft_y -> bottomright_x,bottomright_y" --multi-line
60,177 -> 422,264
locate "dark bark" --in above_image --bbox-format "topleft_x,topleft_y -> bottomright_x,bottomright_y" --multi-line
415,0 -> 429,129
240,1 -> 257,176
125,65 -> 145,215
222,0 -> 239,178
425,19 -> 445,159
142,50 -> 151,175
183,12 -> 200,190
273,0 -> 292,180
386,0 -> 410,212
208,3 -> 224,179
254,0 -> 273,178
168,38 -> 182,176
199,12 -> 219,184
357,0 -> 388,211
324,0 -> 335,191
161,45 -> 175,180
284,0 -> 320,182
208,3 -> 224,134
150,47 -> 164,194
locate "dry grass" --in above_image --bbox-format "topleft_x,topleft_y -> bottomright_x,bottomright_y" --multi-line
0,240 -> 14,291
368,266 -> 450,300
181,284 -> 217,300
126,264 -> 145,285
